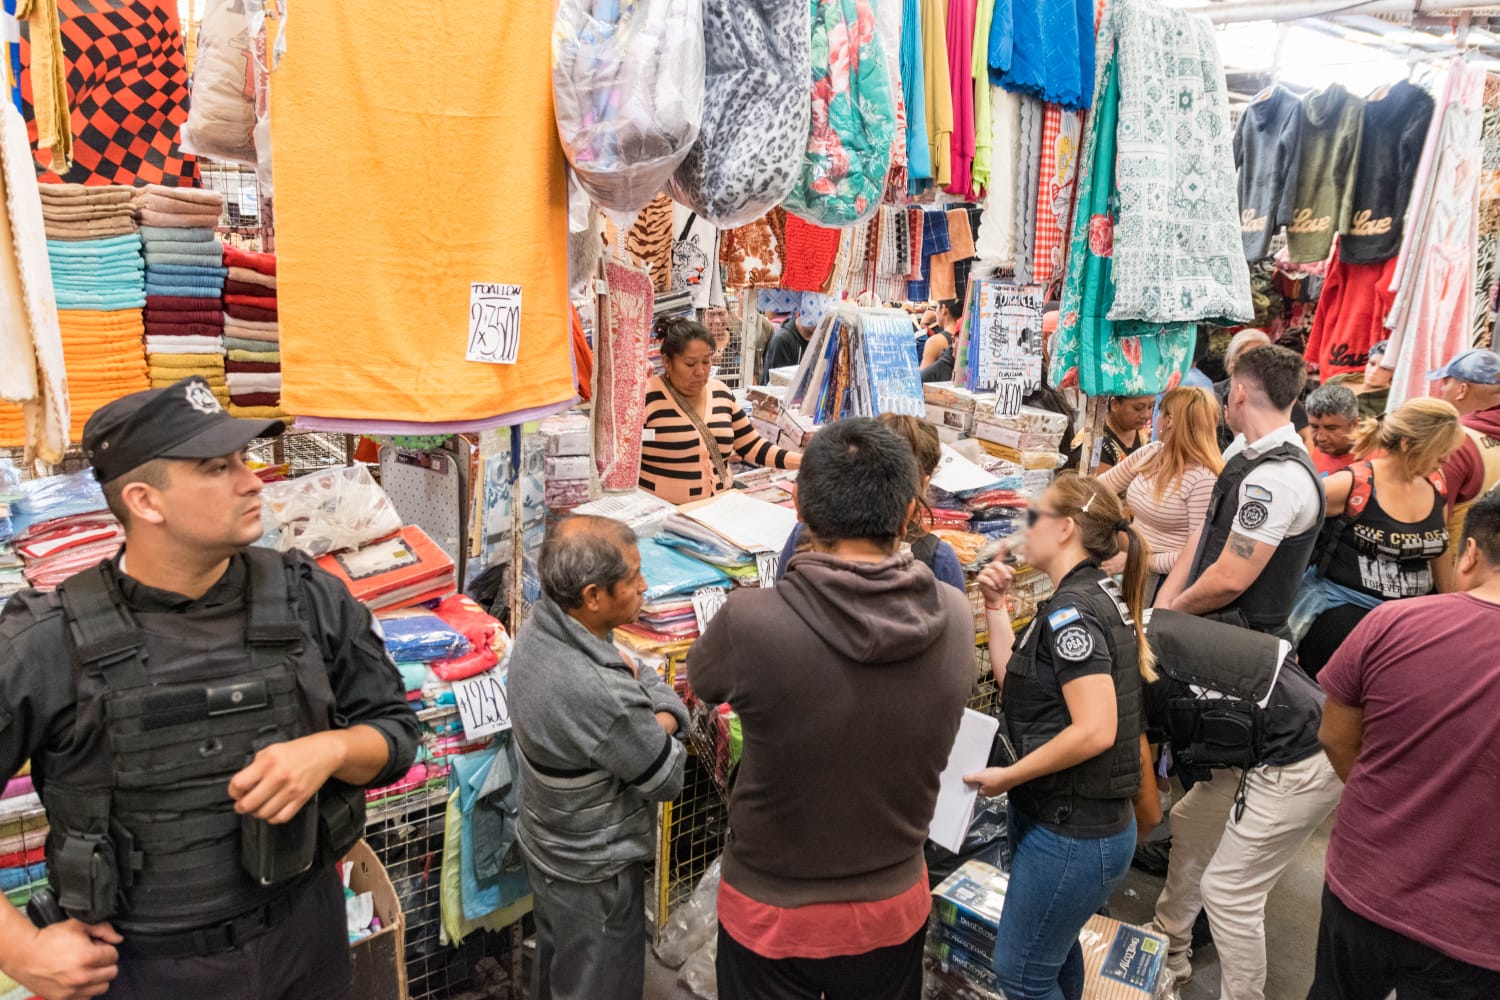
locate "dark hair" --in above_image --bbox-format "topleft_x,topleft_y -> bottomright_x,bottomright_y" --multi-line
101,458 -> 172,527
797,418 -> 919,547
655,317 -> 716,360
1232,344 -> 1306,412
1305,384 -> 1359,422
876,413 -> 941,536
939,298 -> 965,320
1368,339 -> 1390,360
1460,490 -> 1500,568
1192,326 -> 1210,366
538,515 -> 639,610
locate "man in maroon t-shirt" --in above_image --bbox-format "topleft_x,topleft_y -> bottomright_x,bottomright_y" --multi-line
1313,491 -> 1500,999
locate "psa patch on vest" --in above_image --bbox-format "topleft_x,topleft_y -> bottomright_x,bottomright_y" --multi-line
1054,625 -> 1096,662
1238,501 -> 1270,530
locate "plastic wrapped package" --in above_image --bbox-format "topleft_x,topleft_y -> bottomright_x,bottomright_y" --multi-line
573,489 -> 677,537
540,413 -> 592,457
655,858 -> 721,967
376,610 -> 471,662
679,936 -> 719,999
973,406 -> 1070,454
258,466 -> 403,558
179,0 -> 257,163
9,470 -> 108,538
641,536 -> 732,601
552,0 -> 705,215
433,594 -> 508,659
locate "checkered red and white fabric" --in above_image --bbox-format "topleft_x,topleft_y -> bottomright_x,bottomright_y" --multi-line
1032,106 -> 1084,287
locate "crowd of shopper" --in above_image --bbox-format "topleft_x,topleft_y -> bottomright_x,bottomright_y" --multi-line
509,340 -> 1500,1000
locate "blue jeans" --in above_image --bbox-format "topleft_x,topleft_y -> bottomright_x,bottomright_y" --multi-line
992,807 -> 1137,1000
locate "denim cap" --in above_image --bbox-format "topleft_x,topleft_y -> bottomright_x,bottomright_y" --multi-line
1427,348 -> 1500,385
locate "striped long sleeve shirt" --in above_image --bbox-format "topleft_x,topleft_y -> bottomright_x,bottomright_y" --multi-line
638,376 -> 792,505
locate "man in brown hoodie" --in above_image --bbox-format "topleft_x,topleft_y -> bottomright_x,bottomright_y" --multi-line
688,417 -> 975,1000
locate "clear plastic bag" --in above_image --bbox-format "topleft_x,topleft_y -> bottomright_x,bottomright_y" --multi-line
375,610 -> 471,662
10,469 -> 108,538
258,466 -> 403,558
179,0 -> 257,164
679,935 -> 719,999
552,0 -> 705,215
654,857 -> 720,968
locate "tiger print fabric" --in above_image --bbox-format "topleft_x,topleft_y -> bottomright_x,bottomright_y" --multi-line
627,193 -> 675,293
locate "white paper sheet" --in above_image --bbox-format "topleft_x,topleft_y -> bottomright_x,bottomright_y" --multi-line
679,491 -> 798,554
930,443 -> 1000,495
928,709 -> 1001,853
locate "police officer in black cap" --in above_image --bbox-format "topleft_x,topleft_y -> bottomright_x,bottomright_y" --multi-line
0,377 -> 420,1000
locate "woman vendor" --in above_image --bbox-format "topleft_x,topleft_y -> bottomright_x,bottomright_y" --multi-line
639,318 -> 800,504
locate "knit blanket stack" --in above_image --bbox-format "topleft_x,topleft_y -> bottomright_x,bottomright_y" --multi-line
222,246 -> 281,419
137,184 -> 228,405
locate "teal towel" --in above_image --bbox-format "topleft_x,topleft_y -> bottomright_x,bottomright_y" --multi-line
145,252 -> 225,268
45,234 -> 142,255
56,289 -> 147,309
50,261 -> 144,276
140,238 -> 223,255
139,225 -> 215,243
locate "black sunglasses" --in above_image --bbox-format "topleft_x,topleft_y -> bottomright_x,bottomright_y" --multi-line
1026,508 -> 1067,528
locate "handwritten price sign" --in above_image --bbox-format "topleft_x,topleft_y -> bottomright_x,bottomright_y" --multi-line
466,283 -> 523,366
451,668 -> 512,740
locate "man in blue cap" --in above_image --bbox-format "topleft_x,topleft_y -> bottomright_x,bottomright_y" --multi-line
1432,348 -> 1500,586
0,377 -> 418,1000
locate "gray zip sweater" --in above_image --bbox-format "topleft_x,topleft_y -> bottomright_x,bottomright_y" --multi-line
1234,87 -> 1303,261
509,596 -> 690,883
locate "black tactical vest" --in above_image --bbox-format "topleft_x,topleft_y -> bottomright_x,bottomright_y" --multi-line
1186,442 -> 1325,640
1003,564 -> 1143,826
42,549 -> 363,930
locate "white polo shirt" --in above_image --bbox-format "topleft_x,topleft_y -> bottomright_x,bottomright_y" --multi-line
1221,423 -> 1323,545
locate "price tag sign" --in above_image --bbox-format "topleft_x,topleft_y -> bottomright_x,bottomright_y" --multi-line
755,550 -> 779,588
691,586 -> 728,634
465,283 -> 523,366
451,668 -> 512,740
994,370 -> 1026,417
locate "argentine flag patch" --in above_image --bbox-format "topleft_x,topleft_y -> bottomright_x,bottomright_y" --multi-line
1047,605 -> 1082,630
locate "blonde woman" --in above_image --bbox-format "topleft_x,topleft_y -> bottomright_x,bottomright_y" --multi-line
1293,398 -> 1466,674
1097,387 -> 1225,597
965,474 -> 1159,1000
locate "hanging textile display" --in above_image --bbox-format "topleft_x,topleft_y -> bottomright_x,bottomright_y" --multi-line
975,86 -> 1021,265
1384,60 -> 1487,411
987,0 -> 1095,112
875,0 -> 907,199
781,213 -> 843,292
22,0 -> 198,187
720,207 -> 786,289
1304,250 -> 1397,379
596,261 -> 653,492
1106,0 -> 1251,326
900,0 -> 931,188
970,0 -> 994,193
1233,86 -> 1302,262
626,192 -> 675,294
1032,106 -> 1083,287
272,2 -> 577,430
1013,96 -> 1044,283
1287,84 -> 1364,265
945,0 -> 978,198
670,204 -> 725,309
178,0 -> 258,165
784,0 -> 895,228
1472,73 -> 1500,348
0,101 -> 67,462
1052,33 -> 1195,397
551,0 -> 704,214
16,0 -> 68,172
1339,80 -> 1432,266
670,0 -> 811,228
920,0 -> 953,189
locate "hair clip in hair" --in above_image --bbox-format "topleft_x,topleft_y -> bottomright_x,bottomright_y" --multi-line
1080,493 -> 1096,514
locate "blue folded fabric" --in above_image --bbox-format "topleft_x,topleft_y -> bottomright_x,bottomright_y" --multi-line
145,262 -> 229,279
146,252 -> 226,268
55,289 -> 147,309
51,267 -> 145,283
45,234 -> 142,255
140,238 -> 224,255
0,861 -> 46,892
640,536 -> 731,601
139,225 -> 216,243
50,254 -> 144,269
51,278 -> 146,294
144,281 -> 221,298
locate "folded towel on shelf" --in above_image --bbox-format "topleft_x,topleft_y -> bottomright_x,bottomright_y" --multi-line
228,404 -> 285,418
221,314 -> 280,332
148,352 -> 226,370
44,233 -> 143,255
144,251 -> 226,268
43,219 -> 138,239
144,282 -> 223,298
223,335 -> 280,352
37,184 -> 134,205
145,263 -> 227,279
139,208 -> 222,229
225,359 -> 281,373
146,311 -> 224,327
139,225 -> 216,243
226,265 -> 276,288
40,202 -> 136,221
145,335 -> 223,351
224,279 -> 277,298
229,391 -> 282,407
223,246 -> 276,275
150,321 -> 228,338
55,289 -> 146,310
140,183 -> 225,209
138,237 -> 222,255
225,303 -> 278,322
226,348 -> 279,364
224,293 -> 276,311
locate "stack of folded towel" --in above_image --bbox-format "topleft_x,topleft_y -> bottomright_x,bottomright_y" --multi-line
137,185 -> 229,405
22,185 -> 148,443
223,246 -> 282,418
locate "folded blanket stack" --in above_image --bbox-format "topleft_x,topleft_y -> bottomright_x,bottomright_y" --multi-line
29,185 -> 149,441
223,246 -> 282,419
136,185 -> 229,405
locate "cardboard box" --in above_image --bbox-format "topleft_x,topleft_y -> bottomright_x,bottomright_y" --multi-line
345,840 -> 408,1000
926,403 -> 976,433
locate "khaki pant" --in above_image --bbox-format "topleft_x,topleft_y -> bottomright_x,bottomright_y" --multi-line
1153,753 -> 1343,1000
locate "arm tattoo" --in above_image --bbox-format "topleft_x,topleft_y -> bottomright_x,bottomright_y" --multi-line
1227,531 -> 1258,559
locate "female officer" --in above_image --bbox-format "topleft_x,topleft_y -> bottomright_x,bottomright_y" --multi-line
965,473 -> 1158,1000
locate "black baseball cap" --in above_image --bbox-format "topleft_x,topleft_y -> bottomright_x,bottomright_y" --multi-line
82,376 -> 285,484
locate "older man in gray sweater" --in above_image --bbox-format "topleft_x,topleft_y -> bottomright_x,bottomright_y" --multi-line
509,516 -> 690,1000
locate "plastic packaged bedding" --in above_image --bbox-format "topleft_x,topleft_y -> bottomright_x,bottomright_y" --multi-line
553,0 -> 705,214
9,469 -> 107,538
179,0 -> 257,164
258,465 -> 403,558
376,610 -> 471,663
641,536 -> 731,601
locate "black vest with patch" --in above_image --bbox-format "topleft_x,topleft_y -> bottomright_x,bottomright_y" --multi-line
1187,442 -> 1325,639
42,549 -> 363,930
1003,565 -> 1143,825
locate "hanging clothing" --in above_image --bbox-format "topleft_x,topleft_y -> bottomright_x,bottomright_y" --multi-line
1234,87 -> 1303,262
1014,96 -> 1045,284
921,0 -> 954,189
1287,85 -> 1364,265
1304,253 -> 1399,379
1106,0 -> 1252,326
1385,62 -> 1487,411
670,205 -> 725,309
1472,73 -> 1500,348
627,193 -> 676,293
975,86 -> 1021,265
901,0 -> 932,186
272,2 -> 577,428
1033,107 -> 1082,286
971,0 -> 995,192
944,0 -> 978,198
987,0 -> 1095,112
1051,37 -> 1195,397
1340,81 -> 1434,266
596,262 -> 652,492
721,208 -> 787,289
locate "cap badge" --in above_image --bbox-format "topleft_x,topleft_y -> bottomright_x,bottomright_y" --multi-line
185,381 -> 223,415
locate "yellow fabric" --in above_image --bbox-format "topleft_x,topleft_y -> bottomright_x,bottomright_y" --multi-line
226,348 -> 279,363
921,0 -> 953,188
971,0 -> 993,189
147,352 -> 222,370
226,404 -> 285,419
270,4 -> 575,425
16,0 -> 71,172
